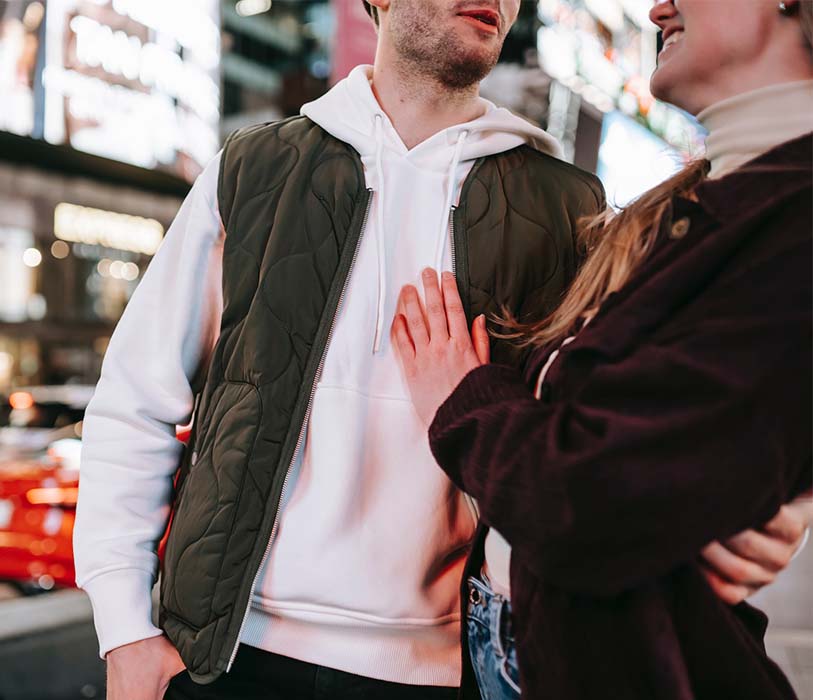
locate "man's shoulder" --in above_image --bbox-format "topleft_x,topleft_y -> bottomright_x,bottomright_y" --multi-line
485,144 -> 606,212
220,115 -> 360,172
505,144 -> 603,194
223,115 -> 315,151
216,115 -> 365,229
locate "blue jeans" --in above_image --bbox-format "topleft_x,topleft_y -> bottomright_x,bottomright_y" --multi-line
466,573 -> 521,700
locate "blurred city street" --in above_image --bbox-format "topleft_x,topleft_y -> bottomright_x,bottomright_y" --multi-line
0,587 -> 105,699
0,551 -> 810,699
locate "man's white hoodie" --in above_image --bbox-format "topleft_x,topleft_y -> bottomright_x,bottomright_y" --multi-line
74,65 -> 561,686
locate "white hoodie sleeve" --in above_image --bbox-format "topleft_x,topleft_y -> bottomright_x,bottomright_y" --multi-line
74,153 -> 225,658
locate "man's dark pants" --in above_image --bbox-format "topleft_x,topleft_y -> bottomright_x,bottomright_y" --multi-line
164,645 -> 460,700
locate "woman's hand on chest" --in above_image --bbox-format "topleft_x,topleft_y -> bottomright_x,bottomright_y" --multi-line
391,268 -> 490,428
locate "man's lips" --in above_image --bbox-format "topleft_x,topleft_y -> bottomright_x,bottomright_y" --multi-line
457,9 -> 500,34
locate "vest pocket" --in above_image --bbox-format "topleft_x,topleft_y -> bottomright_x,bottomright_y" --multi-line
161,381 -> 262,631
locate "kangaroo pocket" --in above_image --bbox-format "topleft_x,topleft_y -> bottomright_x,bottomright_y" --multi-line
252,384 -> 477,626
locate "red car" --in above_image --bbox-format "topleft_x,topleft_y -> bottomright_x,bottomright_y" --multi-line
0,387 -> 189,593
0,443 -> 79,591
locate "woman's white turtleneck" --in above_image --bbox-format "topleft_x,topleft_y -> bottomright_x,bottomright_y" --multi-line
698,79 -> 813,180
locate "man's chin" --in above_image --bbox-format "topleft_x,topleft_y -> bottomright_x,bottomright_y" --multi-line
435,43 -> 500,89
437,59 -> 496,90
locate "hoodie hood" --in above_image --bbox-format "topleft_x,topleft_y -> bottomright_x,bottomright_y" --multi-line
302,65 -> 563,353
302,65 -> 563,170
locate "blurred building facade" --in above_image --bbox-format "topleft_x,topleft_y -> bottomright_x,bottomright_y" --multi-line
0,0 -> 218,392
0,0 -> 707,390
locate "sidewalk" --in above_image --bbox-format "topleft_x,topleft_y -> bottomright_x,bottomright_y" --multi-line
755,538 -> 813,699
0,589 -> 105,700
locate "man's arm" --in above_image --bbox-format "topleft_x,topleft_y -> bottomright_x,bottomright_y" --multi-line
74,153 -> 225,658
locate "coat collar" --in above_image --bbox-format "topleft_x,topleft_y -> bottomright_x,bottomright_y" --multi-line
694,132 -> 812,223
545,132 -> 812,369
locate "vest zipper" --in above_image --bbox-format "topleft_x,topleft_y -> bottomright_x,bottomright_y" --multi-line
226,189 -> 374,672
449,205 -> 457,275
449,205 -> 480,523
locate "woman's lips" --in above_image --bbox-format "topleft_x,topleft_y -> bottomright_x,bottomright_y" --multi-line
659,29 -> 685,57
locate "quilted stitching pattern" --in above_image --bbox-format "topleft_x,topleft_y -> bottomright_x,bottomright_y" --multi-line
160,118 -> 366,679
159,125 -> 604,682
463,146 -> 605,365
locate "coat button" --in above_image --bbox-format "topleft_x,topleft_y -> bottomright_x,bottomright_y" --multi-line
539,382 -> 553,403
670,217 -> 691,239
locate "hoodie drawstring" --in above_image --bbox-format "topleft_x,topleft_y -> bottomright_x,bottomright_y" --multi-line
372,114 -> 387,353
371,124 -> 469,354
433,130 -> 469,273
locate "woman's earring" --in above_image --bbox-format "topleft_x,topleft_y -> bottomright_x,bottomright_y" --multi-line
779,1 -> 798,15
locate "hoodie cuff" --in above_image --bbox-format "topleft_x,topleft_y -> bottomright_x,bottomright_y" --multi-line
81,568 -> 163,658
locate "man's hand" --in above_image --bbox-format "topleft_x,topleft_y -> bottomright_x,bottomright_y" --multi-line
106,635 -> 186,700
701,490 -> 813,604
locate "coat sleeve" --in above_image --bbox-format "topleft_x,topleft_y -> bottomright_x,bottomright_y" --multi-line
429,230 -> 812,599
73,153 -> 225,657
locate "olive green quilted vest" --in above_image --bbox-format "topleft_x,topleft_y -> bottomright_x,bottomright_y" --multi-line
159,116 -> 605,682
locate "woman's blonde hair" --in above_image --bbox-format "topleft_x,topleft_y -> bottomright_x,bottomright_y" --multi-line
501,160 -> 708,347
505,1 -> 813,349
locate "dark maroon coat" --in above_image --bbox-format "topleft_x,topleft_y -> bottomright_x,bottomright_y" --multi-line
433,134 -> 813,700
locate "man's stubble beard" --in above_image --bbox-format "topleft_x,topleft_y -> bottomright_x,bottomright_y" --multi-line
389,0 -> 504,91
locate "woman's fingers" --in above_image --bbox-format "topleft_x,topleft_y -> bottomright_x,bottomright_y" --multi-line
398,273 -> 489,370
700,565 -> 752,605
441,272 -> 470,340
391,314 -> 416,365
422,268 -> 449,341
400,285 -> 430,348
700,541 -> 777,588
698,494 -> 812,607
472,315 -> 490,365
722,528 -> 795,572
762,500 -> 810,545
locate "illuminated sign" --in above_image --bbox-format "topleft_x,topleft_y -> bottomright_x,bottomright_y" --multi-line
537,0 -> 704,154
597,111 -> 683,208
0,0 -> 224,181
0,1 -> 44,137
54,202 -> 164,255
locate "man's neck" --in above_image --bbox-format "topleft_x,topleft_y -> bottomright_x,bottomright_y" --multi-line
371,57 -> 486,150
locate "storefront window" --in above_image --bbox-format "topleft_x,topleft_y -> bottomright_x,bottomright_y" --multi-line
0,0 -> 43,137
0,227 -> 37,323
0,161 -> 180,388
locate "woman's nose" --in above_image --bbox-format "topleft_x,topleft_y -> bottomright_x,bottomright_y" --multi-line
649,0 -> 677,30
